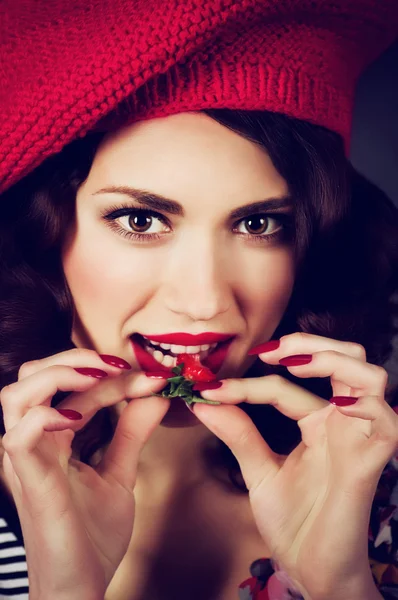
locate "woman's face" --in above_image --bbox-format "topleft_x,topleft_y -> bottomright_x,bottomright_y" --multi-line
61,111 -> 295,381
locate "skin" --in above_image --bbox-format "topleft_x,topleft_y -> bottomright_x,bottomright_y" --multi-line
61,110 -> 295,478
1,111 -> 395,598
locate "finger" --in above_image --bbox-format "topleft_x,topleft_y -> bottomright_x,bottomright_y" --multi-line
1,367 -> 168,431
200,373 -> 329,420
327,396 -> 398,479
1,404 -> 82,501
17,347 -> 131,381
1,366 -> 102,431
58,371 -> 169,426
275,350 -> 387,398
96,395 -> 171,492
192,403 -> 280,491
251,332 -> 367,397
250,332 -> 367,363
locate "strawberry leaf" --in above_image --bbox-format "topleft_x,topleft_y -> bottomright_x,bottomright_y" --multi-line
153,357 -> 220,405
166,375 -> 185,384
155,364 -> 221,405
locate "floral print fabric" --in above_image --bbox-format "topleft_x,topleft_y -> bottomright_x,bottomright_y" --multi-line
238,451 -> 398,600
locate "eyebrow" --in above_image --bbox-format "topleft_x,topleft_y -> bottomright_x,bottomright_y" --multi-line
93,185 -> 293,219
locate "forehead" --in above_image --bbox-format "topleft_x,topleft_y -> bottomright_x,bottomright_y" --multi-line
81,112 -> 290,210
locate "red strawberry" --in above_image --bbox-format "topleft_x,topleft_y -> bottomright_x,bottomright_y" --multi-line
176,353 -> 217,382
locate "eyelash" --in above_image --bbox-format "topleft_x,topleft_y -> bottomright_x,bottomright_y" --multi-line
100,203 -> 293,245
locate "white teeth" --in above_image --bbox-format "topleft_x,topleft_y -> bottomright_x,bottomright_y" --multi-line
153,350 -> 164,361
186,345 -> 201,353
160,354 -> 176,368
170,345 -> 186,354
165,343 -> 218,355
153,349 -> 177,368
142,337 -> 219,360
159,343 -> 171,350
200,344 -> 211,351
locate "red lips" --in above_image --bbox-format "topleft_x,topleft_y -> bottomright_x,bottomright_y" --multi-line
130,334 -> 234,375
138,332 -> 234,345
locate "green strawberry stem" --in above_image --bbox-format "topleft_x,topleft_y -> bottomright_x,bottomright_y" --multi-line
184,397 -> 221,406
154,362 -> 221,406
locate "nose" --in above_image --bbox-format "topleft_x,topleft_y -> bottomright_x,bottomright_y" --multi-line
161,234 -> 233,322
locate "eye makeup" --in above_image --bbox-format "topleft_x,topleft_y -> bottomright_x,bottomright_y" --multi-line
99,201 -> 294,246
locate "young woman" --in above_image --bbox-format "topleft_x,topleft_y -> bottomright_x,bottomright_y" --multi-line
0,2 -> 398,600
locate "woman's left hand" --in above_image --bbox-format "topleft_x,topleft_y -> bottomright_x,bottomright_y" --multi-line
192,332 -> 398,600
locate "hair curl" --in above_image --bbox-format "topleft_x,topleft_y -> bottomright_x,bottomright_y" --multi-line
1,109 -> 397,493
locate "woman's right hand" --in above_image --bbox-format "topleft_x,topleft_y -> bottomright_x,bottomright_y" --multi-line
0,349 -> 171,600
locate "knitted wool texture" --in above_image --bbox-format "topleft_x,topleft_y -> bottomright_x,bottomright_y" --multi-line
0,0 -> 397,195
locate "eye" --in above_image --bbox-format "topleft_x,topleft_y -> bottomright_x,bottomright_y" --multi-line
117,211 -> 169,234
100,204 -> 172,242
234,214 -> 282,236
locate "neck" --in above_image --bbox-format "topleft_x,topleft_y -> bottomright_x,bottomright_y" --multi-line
115,398 -> 215,484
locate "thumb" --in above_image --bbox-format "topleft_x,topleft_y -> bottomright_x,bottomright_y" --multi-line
192,403 -> 280,491
96,394 -> 170,492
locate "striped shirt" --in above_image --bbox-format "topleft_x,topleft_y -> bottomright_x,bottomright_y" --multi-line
0,480 -> 28,599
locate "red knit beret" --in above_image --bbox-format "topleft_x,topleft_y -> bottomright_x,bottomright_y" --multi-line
1,0 -> 397,195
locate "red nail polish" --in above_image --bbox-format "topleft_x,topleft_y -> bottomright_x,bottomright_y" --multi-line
144,371 -> 170,379
74,367 -> 109,378
192,381 -> 223,391
330,396 -> 359,406
248,340 -> 280,355
56,408 -> 83,420
99,354 -> 131,369
279,354 -> 312,366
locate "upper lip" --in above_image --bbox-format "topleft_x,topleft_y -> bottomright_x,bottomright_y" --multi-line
137,332 -> 235,345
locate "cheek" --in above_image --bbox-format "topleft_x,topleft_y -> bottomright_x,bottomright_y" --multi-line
61,233 -> 160,312
239,247 -> 295,322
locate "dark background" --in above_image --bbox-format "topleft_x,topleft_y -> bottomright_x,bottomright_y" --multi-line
351,40 -> 398,206
350,39 -> 398,384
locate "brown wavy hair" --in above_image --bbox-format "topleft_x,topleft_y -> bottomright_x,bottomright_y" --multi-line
1,108 -> 397,493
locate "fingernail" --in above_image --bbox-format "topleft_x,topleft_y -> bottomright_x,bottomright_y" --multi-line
248,340 -> 280,355
279,354 -> 312,366
192,381 -> 223,391
99,354 -> 131,369
330,396 -> 359,406
56,408 -> 83,420
144,371 -> 170,379
185,401 -> 195,413
74,367 -> 109,378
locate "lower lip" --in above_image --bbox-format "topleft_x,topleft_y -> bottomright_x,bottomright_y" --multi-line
130,336 -> 234,375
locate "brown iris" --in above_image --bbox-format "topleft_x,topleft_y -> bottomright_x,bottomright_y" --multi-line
129,214 -> 153,232
244,215 -> 268,235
